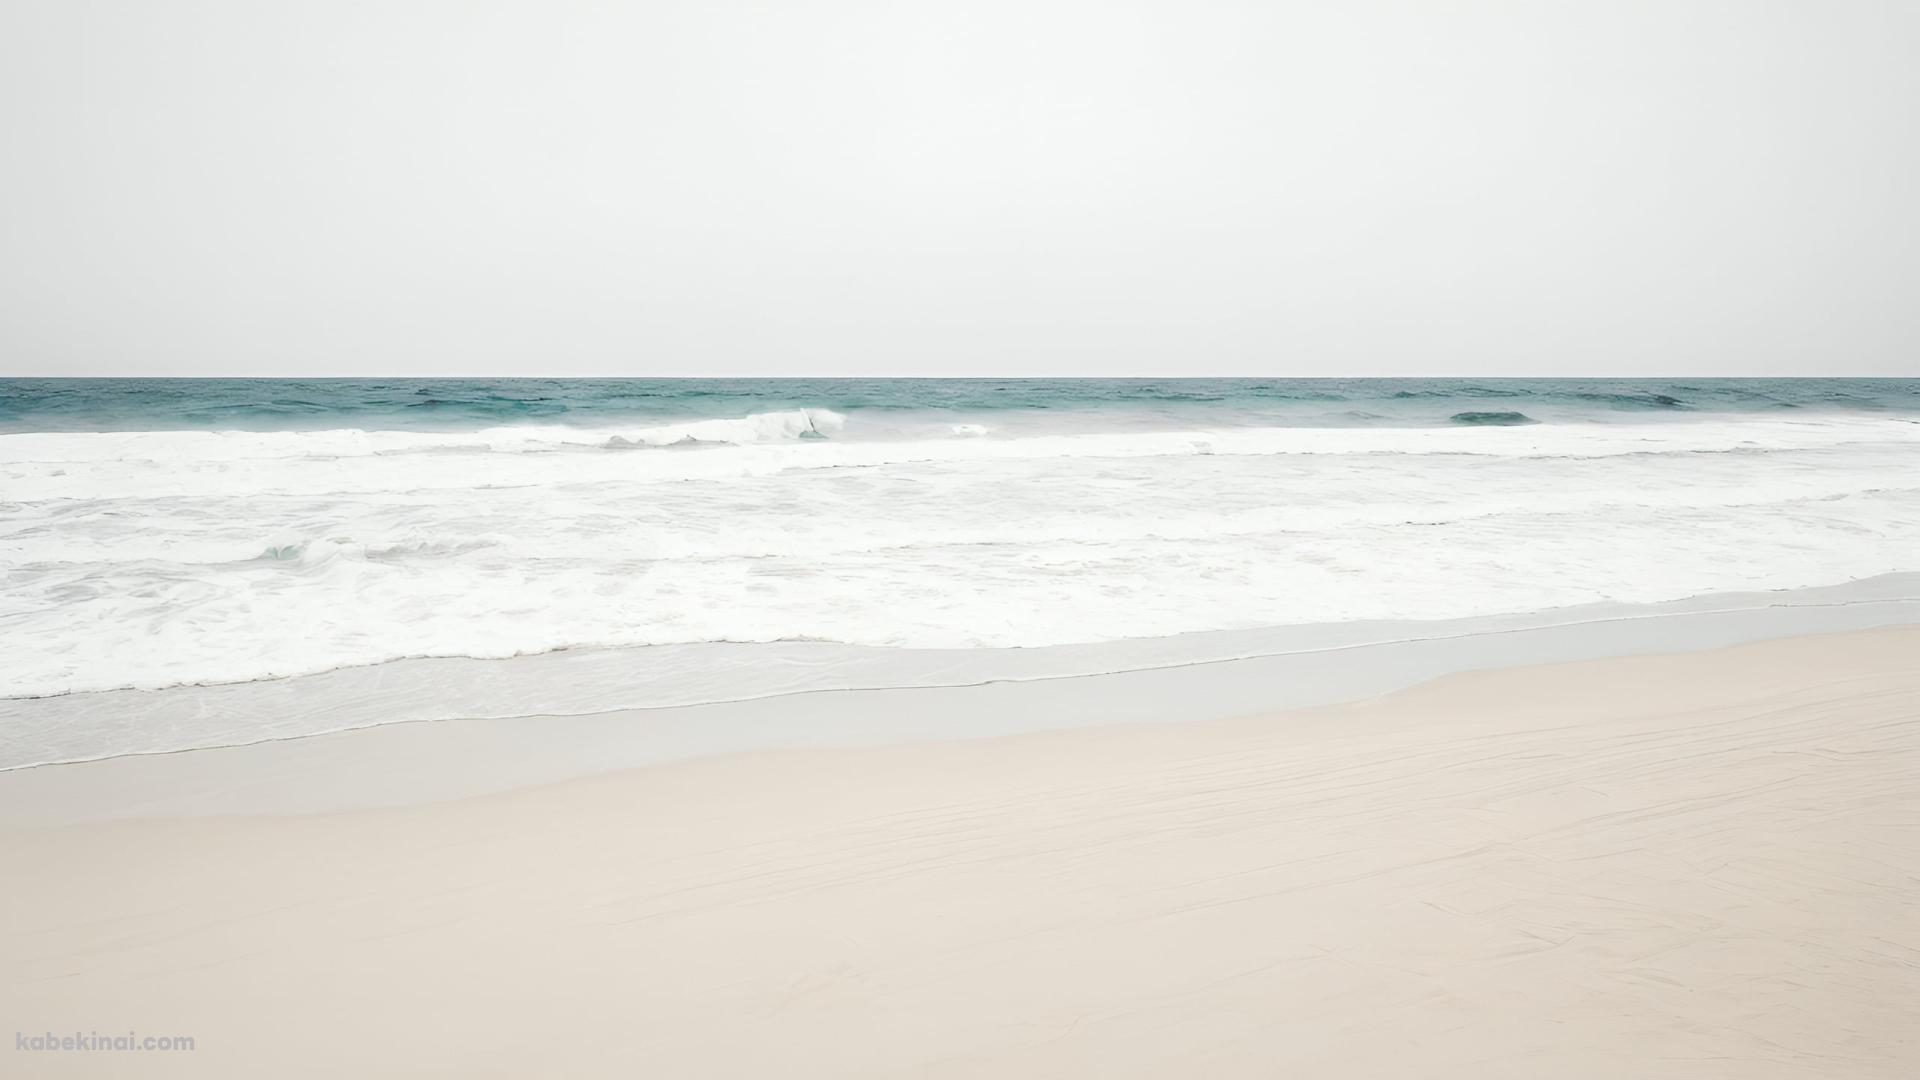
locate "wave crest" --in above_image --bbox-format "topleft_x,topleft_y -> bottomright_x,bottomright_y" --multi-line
601,409 -> 845,449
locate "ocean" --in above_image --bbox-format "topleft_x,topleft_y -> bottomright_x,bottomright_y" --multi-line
3,377 -> 1917,704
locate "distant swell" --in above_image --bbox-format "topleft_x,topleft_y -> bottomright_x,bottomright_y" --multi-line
1573,392 -> 1689,410
1450,411 -> 1538,426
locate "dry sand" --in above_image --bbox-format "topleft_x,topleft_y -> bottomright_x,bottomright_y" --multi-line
4,628 -> 1917,1078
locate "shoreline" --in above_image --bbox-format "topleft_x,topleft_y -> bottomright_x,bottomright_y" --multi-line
4,571 -> 1919,778
3,627 -> 1915,1077
2,578 -> 1917,825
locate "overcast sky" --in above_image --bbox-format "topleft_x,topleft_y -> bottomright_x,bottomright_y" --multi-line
1,1 -> 1915,377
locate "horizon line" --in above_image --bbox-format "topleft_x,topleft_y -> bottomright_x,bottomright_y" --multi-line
4,373 -> 1916,381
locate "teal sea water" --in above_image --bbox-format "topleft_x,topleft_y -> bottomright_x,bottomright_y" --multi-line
2,377 -> 1916,433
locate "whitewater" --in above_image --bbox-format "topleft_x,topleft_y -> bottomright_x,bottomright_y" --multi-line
2,378 -> 1917,702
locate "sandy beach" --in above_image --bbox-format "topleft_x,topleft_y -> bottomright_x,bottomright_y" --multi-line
7,0 -> 1919,1073
5,626 -> 1916,1078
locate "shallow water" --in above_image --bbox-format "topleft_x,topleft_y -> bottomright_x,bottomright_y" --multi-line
2,377 -> 1916,700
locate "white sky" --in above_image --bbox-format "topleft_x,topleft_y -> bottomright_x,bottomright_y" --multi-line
2,1 -> 1916,377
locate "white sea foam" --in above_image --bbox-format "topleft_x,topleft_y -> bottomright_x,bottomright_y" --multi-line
1,411 -> 1917,699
